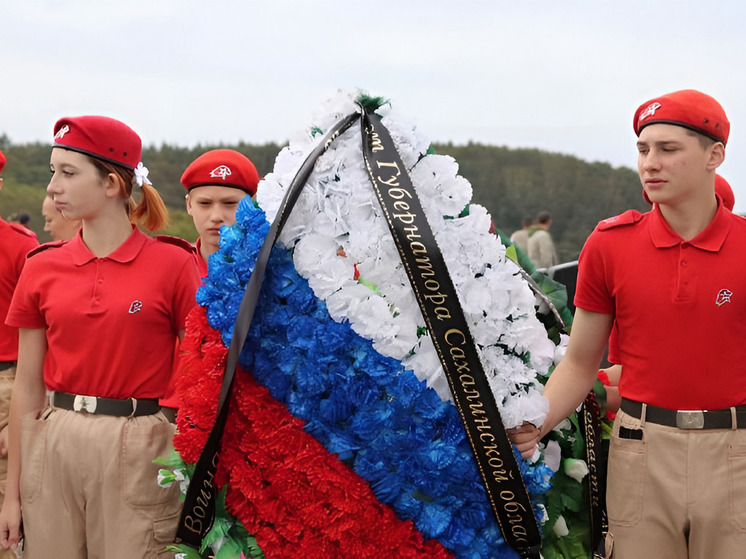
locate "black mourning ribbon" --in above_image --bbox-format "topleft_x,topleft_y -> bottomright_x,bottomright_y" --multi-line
360,108 -> 541,559
580,392 -> 608,558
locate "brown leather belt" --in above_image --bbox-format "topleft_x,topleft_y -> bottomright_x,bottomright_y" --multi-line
51,391 -> 160,417
621,398 -> 746,430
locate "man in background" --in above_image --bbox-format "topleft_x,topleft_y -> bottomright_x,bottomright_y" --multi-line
528,210 -> 558,269
510,216 -> 532,254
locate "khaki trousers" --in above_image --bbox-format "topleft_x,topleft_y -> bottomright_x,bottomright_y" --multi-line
19,407 -> 181,559
606,408 -> 746,558
0,367 -> 15,559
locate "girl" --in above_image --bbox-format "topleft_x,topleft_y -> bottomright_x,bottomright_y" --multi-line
0,116 -> 199,558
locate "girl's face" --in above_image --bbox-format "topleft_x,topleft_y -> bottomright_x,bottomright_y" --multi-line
47,148 -> 109,221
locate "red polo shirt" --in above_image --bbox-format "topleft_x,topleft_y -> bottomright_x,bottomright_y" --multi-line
0,218 -> 38,360
193,237 -> 208,277
158,238 -> 207,410
576,199 -> 746,409
7,227 -> 199,399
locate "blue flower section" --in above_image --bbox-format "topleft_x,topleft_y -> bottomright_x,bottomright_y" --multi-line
200,197 -> 553,558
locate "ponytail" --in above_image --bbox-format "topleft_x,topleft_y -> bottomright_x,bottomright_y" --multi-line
131,182 -> 169,232
90,157 -> 169,232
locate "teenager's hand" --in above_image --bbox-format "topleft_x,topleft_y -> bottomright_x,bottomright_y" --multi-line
0,497 -> 22,550
507,422 -> 542,459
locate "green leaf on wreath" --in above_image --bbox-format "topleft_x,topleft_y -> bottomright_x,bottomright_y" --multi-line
355,92 -> 390,112
531,272 -> 569,312
505,244 -> 519,265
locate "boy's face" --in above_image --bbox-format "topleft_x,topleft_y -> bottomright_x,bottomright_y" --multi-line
186,185 -> 247,254
636,123 -> 723,206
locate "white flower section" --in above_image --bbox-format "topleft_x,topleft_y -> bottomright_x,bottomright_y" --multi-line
256,90 -> 561,430
554,333 -> 570,365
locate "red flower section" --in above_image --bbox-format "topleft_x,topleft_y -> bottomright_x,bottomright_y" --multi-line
173,307 -> 226,463
174,306 -> 453,558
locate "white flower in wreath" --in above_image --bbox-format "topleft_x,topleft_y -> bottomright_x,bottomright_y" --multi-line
553,514 -> 570,537
563,458 -> 590,483
256,89 -> 558,433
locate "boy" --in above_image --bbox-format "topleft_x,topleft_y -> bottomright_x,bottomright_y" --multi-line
159,149 -> 260,418
511,90 -> 745,558
182,149 -> 260,275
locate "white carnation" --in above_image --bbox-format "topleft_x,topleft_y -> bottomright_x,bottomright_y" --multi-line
255,90 -> 563,451
563,458 -> 590,483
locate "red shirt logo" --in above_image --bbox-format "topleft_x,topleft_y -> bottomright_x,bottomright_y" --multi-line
128,300 -> 143,314
716,289 -> 733,307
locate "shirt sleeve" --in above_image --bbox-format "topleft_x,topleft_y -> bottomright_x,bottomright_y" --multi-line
171,254 -> 201,332
6,258 -> 46,329
573,228 -> 615,315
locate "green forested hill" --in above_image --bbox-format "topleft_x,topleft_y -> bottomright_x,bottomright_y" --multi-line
434,143 -> 647,262
0,141 -> 283,243
0,140 -> 647,260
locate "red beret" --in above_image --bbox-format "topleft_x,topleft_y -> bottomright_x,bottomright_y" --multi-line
642,173 -> 734,211
0,150 -> 6,173
634,90 -> 729,145
181,149 -> 259,196
53,116 -> 142,170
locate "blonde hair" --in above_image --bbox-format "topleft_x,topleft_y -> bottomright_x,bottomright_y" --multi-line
90,158 -> 169,232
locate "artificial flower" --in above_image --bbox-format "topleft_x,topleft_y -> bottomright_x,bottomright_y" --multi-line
173,90 -> 597,559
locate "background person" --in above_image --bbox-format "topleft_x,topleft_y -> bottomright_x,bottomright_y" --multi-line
0,150 -> 37,559
527,210 -> 558,269
182,148 -> 259,275
6,213 -> 32,231
41,195 -> 81,241
159,148 -> 260,418
510,90 -> 745,558
0,116 -> 199,557
510,216 -> 532,254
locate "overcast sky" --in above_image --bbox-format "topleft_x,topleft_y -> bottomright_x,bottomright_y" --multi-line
4,1 -> 746,211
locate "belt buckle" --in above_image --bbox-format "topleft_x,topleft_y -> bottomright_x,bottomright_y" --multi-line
73,395 -> 98,413
676,410 -> 704,429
